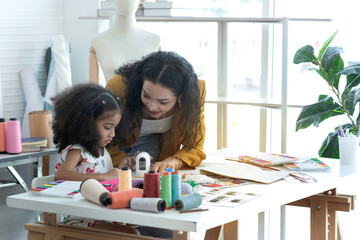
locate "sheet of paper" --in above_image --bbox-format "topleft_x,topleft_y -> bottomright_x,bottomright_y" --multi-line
200,162 -> 289,184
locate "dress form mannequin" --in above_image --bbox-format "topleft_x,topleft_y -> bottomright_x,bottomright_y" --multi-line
90,0 -> 160,83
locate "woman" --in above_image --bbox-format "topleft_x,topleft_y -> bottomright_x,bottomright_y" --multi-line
106,51 -> 206,174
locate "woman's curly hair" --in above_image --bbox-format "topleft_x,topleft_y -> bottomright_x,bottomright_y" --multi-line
115,51 -> 202,149
52,83 -> 122,157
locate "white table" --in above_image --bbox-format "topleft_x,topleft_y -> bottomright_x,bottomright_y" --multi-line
0,148 -> 58,191
6,150 -> 357,239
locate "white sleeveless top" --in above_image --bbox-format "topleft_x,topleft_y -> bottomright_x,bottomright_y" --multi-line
139,114 -> 175,137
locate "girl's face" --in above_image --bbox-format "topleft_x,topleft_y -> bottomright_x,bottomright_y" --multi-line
96,111 -> 122,147
141,80 -> 177,119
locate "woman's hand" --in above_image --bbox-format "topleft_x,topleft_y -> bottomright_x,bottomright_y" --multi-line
118,156 -> 136,170
151,156 -> 184,175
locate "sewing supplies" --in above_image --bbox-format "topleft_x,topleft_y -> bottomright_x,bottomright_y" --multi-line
171,171 -> 181,205
135,152 -> 151,177
130,198 -> 166,213
143,170 -> 160,198
118,167 -> 132,191
174,192 -> 202,211
179,208 -> 209,214
107,188 -> 143,209
160,171 -> 172,209
80,179 -> 110,206
181,182 -> 193,194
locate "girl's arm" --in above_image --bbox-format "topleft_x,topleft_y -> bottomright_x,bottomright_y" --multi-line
54,149 -> 121,181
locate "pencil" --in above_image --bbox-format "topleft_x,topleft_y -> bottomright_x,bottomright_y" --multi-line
179,208 -> 209,214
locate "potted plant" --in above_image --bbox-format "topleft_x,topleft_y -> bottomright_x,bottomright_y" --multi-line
293,31 -> 360,158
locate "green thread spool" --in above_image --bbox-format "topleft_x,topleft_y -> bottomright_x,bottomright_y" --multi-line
160,172 -> 172,209
174,192 -> 202,211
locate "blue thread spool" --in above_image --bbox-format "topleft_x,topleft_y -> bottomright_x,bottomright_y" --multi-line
174,192 -> 202,211
171,171 -> 181,205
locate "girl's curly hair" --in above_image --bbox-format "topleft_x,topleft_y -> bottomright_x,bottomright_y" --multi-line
52,83 -> 122,157
115,51 -> 202,149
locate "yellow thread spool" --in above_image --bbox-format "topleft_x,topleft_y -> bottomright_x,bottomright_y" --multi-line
118,167 -> 132,191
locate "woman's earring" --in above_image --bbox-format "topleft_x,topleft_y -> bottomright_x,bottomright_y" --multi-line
178,100 -> 182,107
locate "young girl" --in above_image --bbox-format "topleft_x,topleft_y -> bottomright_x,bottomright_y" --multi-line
51,83 -> 172,238
52,83 -> 124,181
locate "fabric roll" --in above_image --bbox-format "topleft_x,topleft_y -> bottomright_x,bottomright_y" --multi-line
44,35 -> 72,106
20,68 -> 44,138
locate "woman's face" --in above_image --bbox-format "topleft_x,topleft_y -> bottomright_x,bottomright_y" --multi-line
141,80 -> 177,119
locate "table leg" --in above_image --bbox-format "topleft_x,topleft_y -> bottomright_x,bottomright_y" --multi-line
280,206 -> 286,240
7,166 -> 29,191
224,220 -> 238,240
204,225 -> 223,240
258,211 -> 268,240
173,230 -> 190,240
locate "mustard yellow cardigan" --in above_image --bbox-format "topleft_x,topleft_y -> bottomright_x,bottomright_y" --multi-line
105,75 -> 206,168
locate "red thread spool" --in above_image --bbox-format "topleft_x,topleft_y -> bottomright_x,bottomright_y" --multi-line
143,170 -> 160,198
107,188 -> 143,209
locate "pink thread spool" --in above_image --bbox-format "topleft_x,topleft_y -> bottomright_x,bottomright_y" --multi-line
0,118 -> 6,152
6,118 -> 22,154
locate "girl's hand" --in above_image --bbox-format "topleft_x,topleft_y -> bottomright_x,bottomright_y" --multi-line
102,168 -> 121,181
151,157 -> 184,175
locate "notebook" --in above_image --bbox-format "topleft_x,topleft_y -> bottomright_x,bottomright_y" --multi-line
29,180 -> 82,198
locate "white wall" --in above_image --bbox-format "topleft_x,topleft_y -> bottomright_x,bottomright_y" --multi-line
63,0 -> 99,85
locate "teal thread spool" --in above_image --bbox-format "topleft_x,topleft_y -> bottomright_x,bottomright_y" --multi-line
174,192 -> 202,211
171,171 -> 181,205
160,172 -> 172,209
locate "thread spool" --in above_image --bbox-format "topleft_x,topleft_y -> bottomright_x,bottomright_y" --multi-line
132,179 -> 144,189
130,198 -> 166,213
0,118 -> 6,152
174,192 -> 202,211
107,188 -> 143,209
160,171 -> 172,209
171,171 -> 181,205
135,152 -> 151,177
118,167 -> 132,191
143,171 -> 160,198
6,118 -> 22,154
80,179 -> 110,206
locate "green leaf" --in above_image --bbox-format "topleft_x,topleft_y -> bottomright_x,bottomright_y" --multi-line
326,54 -> 344,90
318,123 -> 353,158
341,74 -> 360,101
313,68 -> 327,81
337,62 -> 360,75
293,45 -> 318,65
318,30 -> 338,61
318,131 -> 339,158
344,88 -> 360,115
296,95 -> 343,131
321,46 -> 344,72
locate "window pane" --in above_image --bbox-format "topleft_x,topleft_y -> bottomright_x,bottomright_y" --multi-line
227,23 -> 263,99
138,21 -> 218,98
227,105 -> 260,152
204,103 -> 217,153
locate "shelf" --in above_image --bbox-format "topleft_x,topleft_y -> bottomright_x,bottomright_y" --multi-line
79,16 -> 332,23
205,97 -> 303,109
